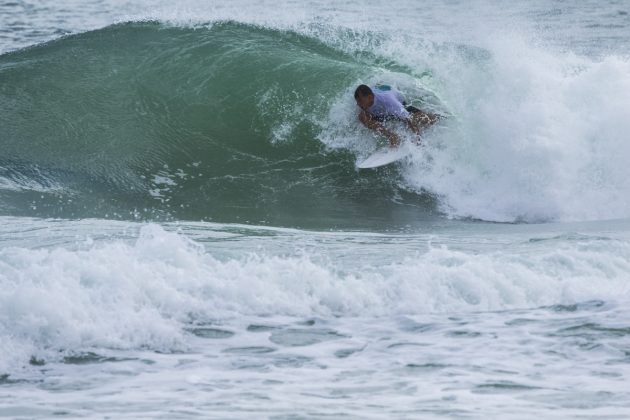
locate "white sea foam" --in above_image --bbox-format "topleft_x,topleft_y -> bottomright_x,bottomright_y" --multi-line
399,39 -> 630,223
1,223 -> 629,372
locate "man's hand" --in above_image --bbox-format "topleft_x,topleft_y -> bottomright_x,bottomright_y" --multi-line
359,110 -> 400,147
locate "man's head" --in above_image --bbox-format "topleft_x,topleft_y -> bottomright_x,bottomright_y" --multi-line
354,84 -> 374,110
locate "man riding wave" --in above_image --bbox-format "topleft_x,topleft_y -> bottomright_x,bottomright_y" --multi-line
354,84 -> 439,146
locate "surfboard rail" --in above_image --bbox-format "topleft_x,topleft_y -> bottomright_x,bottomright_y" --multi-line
356,145 -> 410,169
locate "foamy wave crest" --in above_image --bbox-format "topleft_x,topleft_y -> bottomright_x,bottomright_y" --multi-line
398,36 -> 630,222
313,25 -> 630,223
1,224 -> 629,370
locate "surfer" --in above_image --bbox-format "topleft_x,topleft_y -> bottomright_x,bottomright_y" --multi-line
354,84 -> 439,147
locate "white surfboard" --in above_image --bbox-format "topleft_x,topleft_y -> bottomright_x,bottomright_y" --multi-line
356,145 -> 410,169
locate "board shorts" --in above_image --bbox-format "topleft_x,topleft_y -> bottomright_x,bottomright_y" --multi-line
371,104 -> 440,125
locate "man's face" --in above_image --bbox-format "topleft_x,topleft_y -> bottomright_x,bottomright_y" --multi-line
356,93 -> 374,111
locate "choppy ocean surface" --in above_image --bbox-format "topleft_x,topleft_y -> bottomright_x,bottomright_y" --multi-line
1,0 -> 630,418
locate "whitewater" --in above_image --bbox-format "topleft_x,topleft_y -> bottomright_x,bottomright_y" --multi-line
1,0 -> 630,418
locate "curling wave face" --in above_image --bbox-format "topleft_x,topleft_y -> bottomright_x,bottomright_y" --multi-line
0,21 -> 442,227
1,18 -> 630,225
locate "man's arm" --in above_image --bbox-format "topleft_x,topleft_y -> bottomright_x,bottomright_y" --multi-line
358,111 -> 400,147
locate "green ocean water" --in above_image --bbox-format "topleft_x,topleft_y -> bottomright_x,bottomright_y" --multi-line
0,22 -> 445,228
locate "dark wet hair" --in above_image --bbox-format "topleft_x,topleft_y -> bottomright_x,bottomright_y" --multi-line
354,84 -> 373,99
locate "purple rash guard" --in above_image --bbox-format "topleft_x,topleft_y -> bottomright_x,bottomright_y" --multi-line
366,89 -> 410,120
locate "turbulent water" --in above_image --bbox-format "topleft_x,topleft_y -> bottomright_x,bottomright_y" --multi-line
1,0 -> 630,418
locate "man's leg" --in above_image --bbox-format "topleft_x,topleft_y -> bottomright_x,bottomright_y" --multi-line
405,106 -> 440,132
